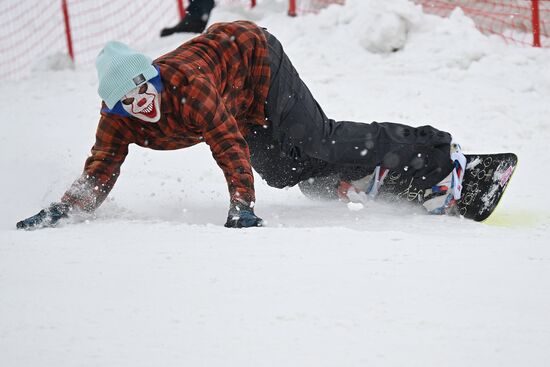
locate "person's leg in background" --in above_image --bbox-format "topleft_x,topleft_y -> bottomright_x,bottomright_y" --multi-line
160,0 -> 215,37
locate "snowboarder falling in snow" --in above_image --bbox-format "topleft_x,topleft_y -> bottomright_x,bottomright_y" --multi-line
17,21 -> 466,230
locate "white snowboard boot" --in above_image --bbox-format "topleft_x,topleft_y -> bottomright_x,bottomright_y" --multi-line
338,166 -> 389,203
338,143 -> 467,215
421,142 -> 467,214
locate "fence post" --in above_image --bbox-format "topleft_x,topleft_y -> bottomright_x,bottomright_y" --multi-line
288,0 -> 297,16
532,0 -> 541,47
61,0 -> 74,61
177,0 -> 186,20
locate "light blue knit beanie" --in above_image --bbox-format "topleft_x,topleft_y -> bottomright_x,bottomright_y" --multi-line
96,41 -> 158,109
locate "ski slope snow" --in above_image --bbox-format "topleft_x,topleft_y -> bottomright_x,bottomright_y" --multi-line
1,1 -> 549,366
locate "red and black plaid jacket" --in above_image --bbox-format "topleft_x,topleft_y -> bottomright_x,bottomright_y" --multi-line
62,21 -> 270,211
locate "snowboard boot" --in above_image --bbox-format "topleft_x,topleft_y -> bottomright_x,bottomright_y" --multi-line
160,18 -> 208,36
421,142 -> 467,214
338,166 -> 389,203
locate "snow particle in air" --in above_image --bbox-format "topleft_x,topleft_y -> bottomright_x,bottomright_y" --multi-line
347,202 -> 364,211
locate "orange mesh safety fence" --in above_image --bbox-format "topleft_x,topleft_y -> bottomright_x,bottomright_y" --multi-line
289,0 -> 346,15
0,0 -> 178,81
414,0 -> 550,47
0,1 -> 66,81
1,0 -> 546,82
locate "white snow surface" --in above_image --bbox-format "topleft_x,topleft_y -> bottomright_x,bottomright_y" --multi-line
2,1 -> 550,366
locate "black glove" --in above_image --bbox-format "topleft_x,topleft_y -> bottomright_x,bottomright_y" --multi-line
16,203 -> 71,230
224,200 -> 263,228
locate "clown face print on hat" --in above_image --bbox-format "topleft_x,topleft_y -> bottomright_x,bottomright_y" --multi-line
121,81 -> 161,123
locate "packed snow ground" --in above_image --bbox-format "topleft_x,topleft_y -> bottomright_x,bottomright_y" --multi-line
1,1 -> 549,366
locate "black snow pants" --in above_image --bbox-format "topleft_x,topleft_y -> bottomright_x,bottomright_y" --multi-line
247,30 -> 454,190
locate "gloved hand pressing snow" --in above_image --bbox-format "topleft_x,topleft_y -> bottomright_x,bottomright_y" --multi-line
224,199 -> 263,228
16,202 -> 71,230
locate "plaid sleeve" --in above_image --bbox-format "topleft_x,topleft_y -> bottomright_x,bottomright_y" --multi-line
184,76 -> 256,204
61,114 -> 132,211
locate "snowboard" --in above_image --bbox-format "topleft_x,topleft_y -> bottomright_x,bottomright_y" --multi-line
298,153 -> 518,222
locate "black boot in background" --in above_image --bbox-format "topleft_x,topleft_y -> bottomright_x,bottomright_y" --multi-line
160,0 -> 215,36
